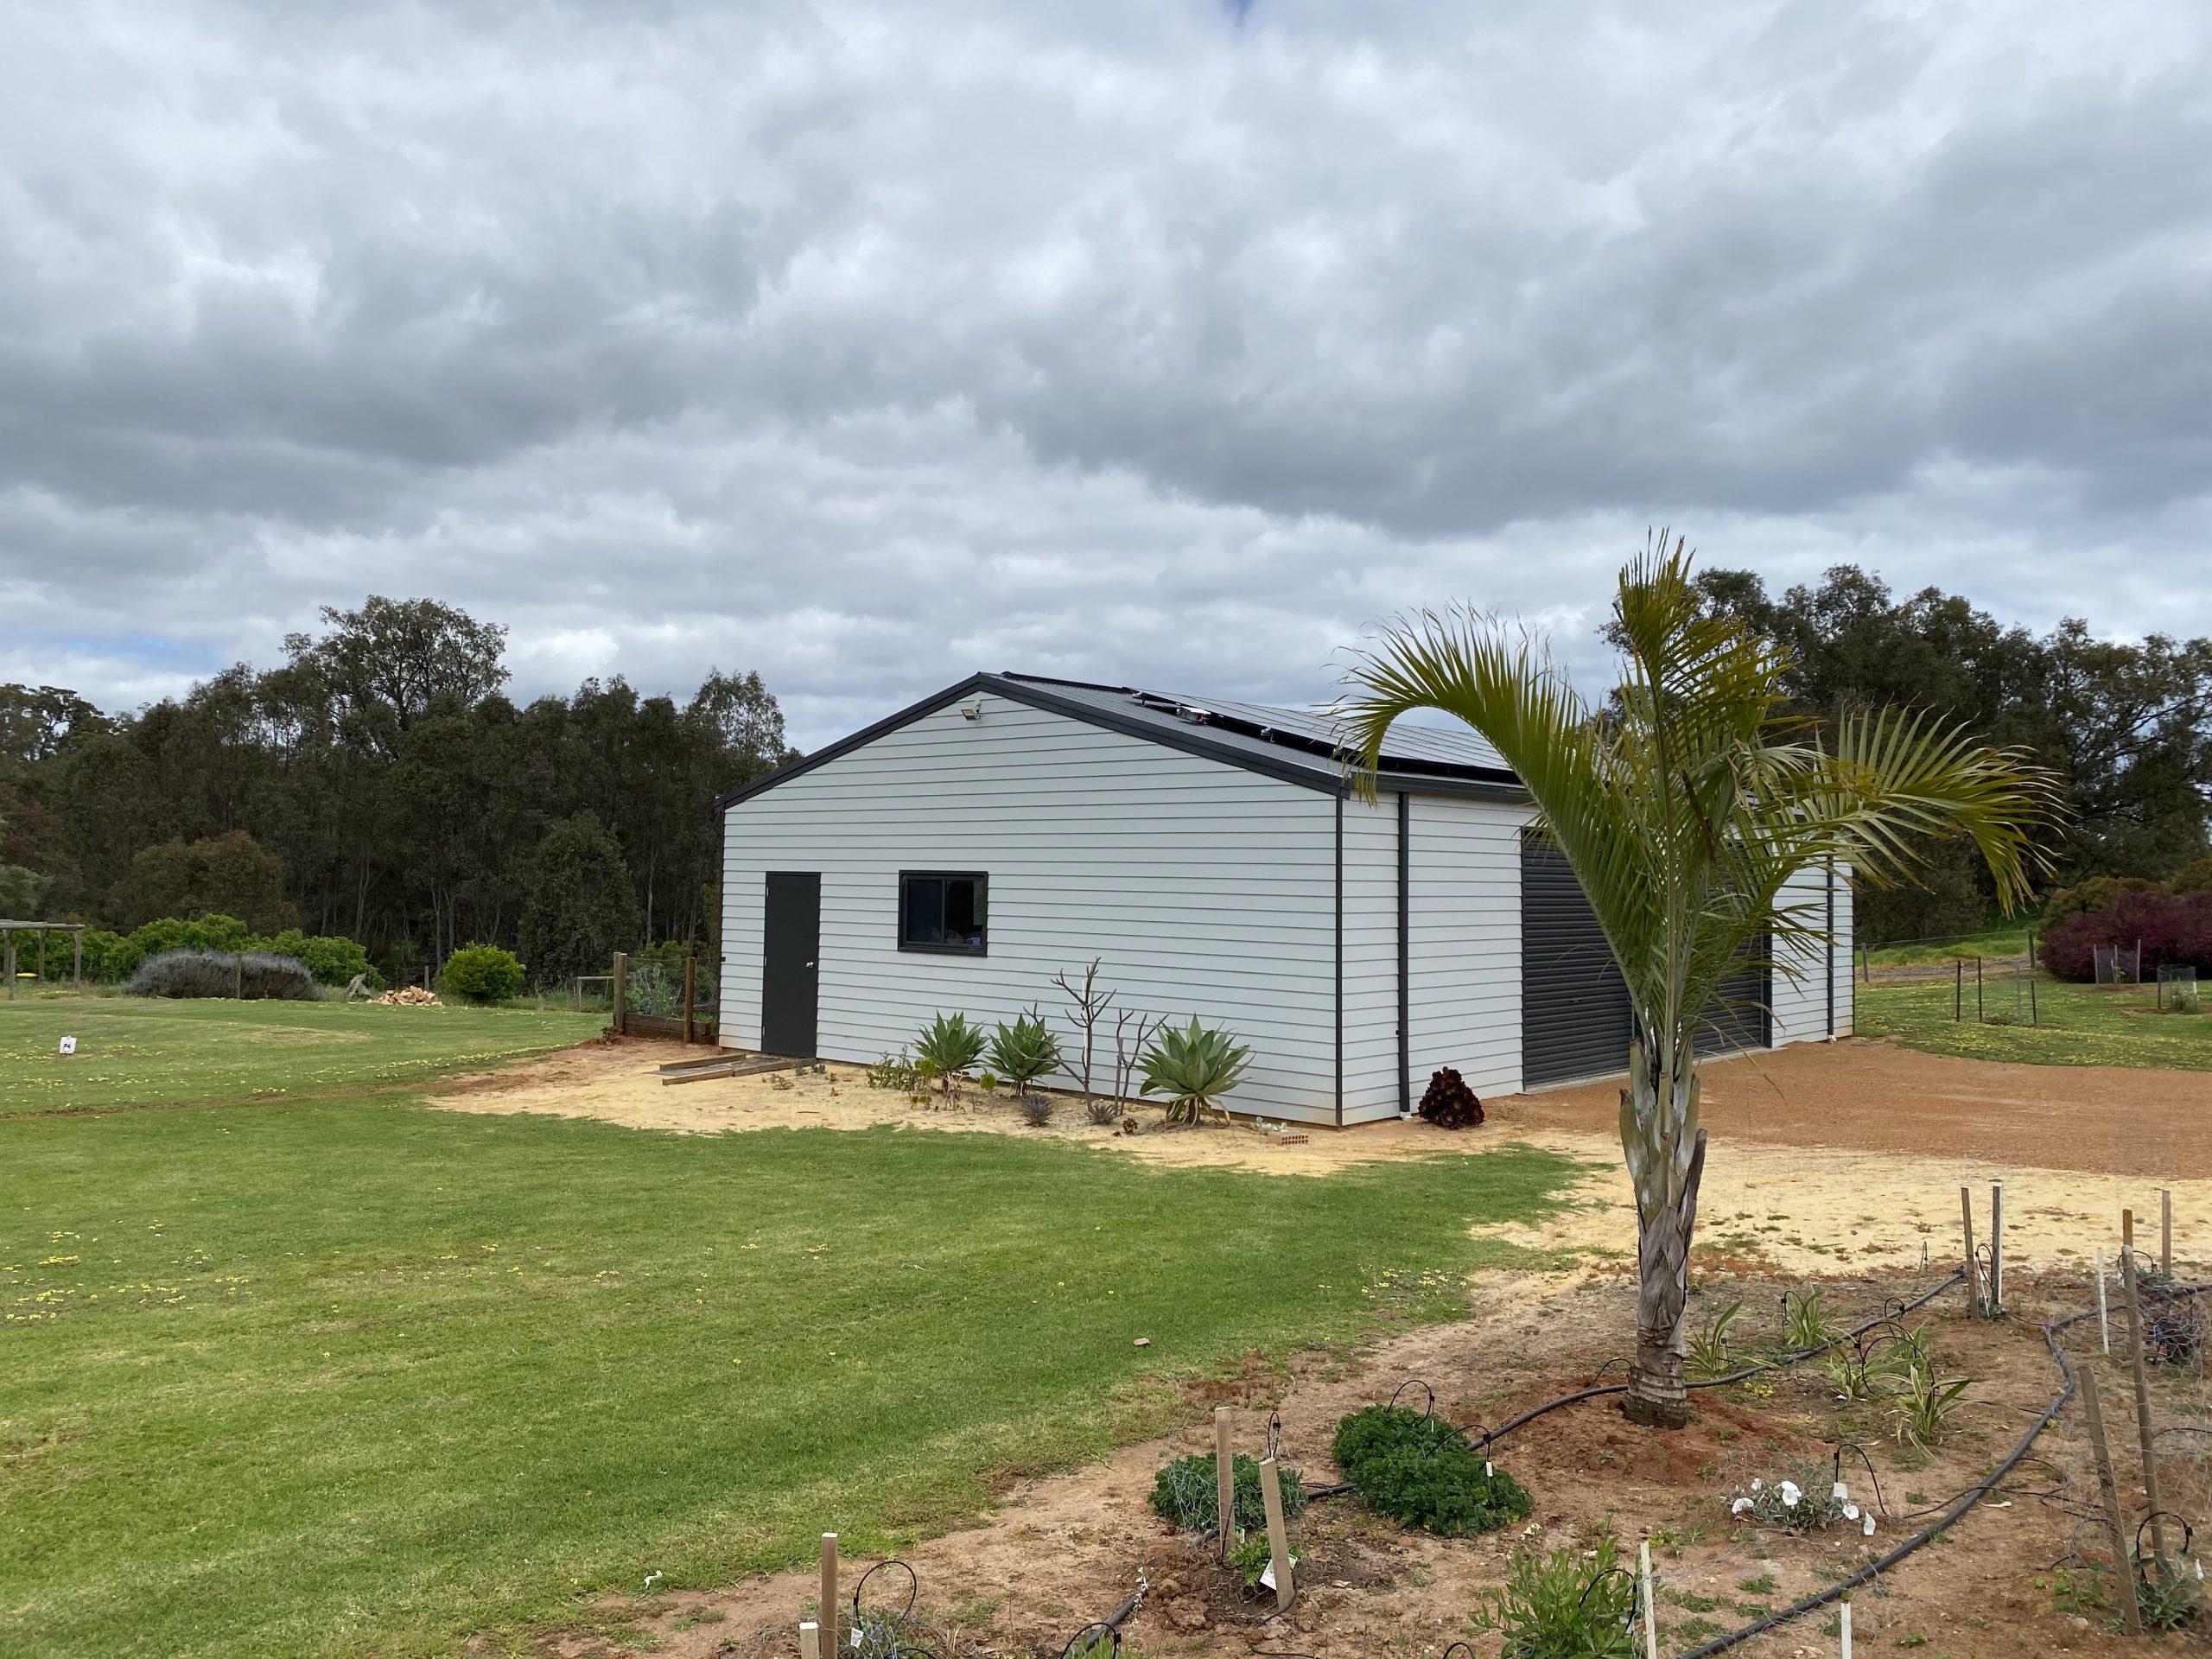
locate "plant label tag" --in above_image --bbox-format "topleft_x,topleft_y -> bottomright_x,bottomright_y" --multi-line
1259,1562 -> 1277,1592
1484,1460 -> 1493,1477
849,1630 -> 861,1649
58,1036 -> 76,1057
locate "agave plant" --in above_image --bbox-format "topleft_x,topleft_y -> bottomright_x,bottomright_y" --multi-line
912,1012 -> 986,1104
1140,1017 -> 1251,1125
986,1011 -> 1063,1102
1338,537 -> 2054,1425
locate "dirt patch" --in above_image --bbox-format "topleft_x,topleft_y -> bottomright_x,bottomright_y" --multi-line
515,1267 -> 2208,1659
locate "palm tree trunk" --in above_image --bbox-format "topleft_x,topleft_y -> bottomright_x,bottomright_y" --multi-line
1620,1036 -> 1709,1427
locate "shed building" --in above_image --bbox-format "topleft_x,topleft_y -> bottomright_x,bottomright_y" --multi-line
715,672 -> 1852,1126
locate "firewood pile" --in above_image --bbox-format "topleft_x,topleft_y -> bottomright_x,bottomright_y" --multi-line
373,986 -> 442,1007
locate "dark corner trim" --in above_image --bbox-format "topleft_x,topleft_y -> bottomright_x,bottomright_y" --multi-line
1333,792 -> 1344,1128
1397,790 -> 1411,1116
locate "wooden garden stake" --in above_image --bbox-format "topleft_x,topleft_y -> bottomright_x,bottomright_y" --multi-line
2119,1252 -> 2169,1560
2079,1364 -> 2145,1635
613,950 -> 630,1036
1839,1597 -> 1853,1659
2161,1189 -> 2172,1277
2095,1248 -> 2111,1355
1989,1182 -> 2004,1309
1214,1406 -> 1236,1559
1960,1188 -> 1979,1311
1638,1539 -> 1658,1659
2122,1207 -> 2134,1254
819,1534 -> 839,1656
800,1621 -> 821,1659
1257,1454 -> 1293,1611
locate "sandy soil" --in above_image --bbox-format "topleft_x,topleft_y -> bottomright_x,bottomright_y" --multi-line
429,1039 -> 2210,1281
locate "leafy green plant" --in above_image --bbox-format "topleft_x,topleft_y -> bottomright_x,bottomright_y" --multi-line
441,944 -> 525,1003
1330,1405 -> 1533,1537
2135,1554 -> 2207,1632
867,1051 -> 920,1092
1891,1363 -> 1973,1452
986,1012 -> 1062,1100
913,1013 -> 987,1103
124,948 -> 321,1001
1469,1536 -> 1637,1658
1226,1533 -> 1299,1592
1686,1300 -> 1745,1379
1147,1452 -> 1304,1536
1139,1017 -> 1251,1125
1780,1287 -> 1840,1354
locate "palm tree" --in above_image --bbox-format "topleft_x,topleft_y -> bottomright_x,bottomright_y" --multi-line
1337,539 -> 2056,1427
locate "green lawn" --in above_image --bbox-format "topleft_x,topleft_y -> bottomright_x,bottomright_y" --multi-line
0,995 -> 603,1115
1862,913 -> 2038,965
1857,976 -> 2212,1068
0,1001 -> 1578,1658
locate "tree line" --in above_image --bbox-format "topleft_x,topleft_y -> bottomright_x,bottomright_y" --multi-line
3,568 -> 2208,973
1680,564 -> 2212,943
0,597 -> 793,987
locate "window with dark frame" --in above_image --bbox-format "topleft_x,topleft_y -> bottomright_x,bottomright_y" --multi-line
899,871 -> 988,954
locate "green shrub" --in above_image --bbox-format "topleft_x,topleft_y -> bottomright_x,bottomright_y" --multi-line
913,1012 -> 987,1103
129,912 -> 252,957
1147,1452 -> 1305,1536
1226,1532 -> 1297,1592
1330,1405 -> 1532,1536
440,944 -> 525,1004
1470,1537 -> 1637,1658
1140,1016 -> 1251,1124
252,929 -> 382,988
125,949 -> 320,1001
77,929 -> 143,983
986,1012 -> 1061,1098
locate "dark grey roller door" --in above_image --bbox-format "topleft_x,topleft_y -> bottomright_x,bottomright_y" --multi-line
1522,836 -> 1772,1086
1521,837 -> 1634,1089
1697,954 -> 1771,1057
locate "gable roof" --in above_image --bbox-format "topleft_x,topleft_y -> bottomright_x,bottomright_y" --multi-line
715,671 -> 1522,811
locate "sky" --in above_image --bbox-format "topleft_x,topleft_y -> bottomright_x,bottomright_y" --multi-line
3,1 -> 2207,750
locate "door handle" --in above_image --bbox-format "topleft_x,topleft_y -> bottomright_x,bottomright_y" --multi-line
805,961 -> 815,968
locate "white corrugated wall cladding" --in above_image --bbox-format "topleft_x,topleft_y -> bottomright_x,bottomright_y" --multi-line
1407,793 -> 1529,1103
719,698 -> 1345,1122
1771,861 -> 1849,1045
1336,790 -> 1530,1123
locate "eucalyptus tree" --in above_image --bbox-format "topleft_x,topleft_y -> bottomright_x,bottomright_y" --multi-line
1338,540 -> 2055,1427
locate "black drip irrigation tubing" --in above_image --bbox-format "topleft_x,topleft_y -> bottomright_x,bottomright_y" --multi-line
1471,1267 -> 1966,1457
1669,1278 -> 2209,1659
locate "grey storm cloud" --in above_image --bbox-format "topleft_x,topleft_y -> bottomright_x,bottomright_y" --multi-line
2,0 -> 2208,744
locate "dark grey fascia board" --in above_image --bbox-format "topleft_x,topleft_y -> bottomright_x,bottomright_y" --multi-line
715,671 -> 1529,812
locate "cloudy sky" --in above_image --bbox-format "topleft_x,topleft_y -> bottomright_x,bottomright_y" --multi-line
3,1 -> 2207,747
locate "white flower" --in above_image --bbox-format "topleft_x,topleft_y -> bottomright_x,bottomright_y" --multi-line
1843,1503 -> 1859,1522
1833,1480 -> 1849,1502
1732,1497 -> 1753,1515
1750,1478 -> 1763,1492
1780,1481 -> 1801,1508
1863,1514 -> 1878,1536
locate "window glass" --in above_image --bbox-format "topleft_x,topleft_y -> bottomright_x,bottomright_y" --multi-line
899,872 -> 986,953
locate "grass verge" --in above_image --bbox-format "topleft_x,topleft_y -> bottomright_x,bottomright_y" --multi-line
0,995 -> 603,1115
0,1096 -> 1578,1657
1856,976 -> 2212,1068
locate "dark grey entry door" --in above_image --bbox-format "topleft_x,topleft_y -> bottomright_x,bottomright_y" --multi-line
760,872 -> 820,1058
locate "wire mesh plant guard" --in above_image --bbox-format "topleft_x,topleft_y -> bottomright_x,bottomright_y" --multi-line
625,958 -> 718,1019
1978,957 -> 2039,1027
2158,965 -> 2202,1013
2094,942 -> 2144,985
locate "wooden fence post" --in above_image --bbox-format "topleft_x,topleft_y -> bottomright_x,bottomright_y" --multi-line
2080,1364 -> 2145,1635
1960,1188 -> 1979,1312
2095,1248 -> 2111,1355
612,951 -> 629,1036
3,931 -> 13,1000
2119,1252 -> 2169,1560
2161,1189 -> 2172,1278
1214,1406 -> 1236,1560
1954,958 -> 1962,1021
73,927 -> 83,991
1638,1538 -> 1658,1659
819,1534 -> 839,1656
1257,1455 -> 1293,1611
683,951 -> 697,1046
1975,956 -> 1983,1022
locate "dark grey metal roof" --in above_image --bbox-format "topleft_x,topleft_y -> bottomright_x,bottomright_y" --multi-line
1000,674 -> 1514,783
716,671 -> 1521,812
